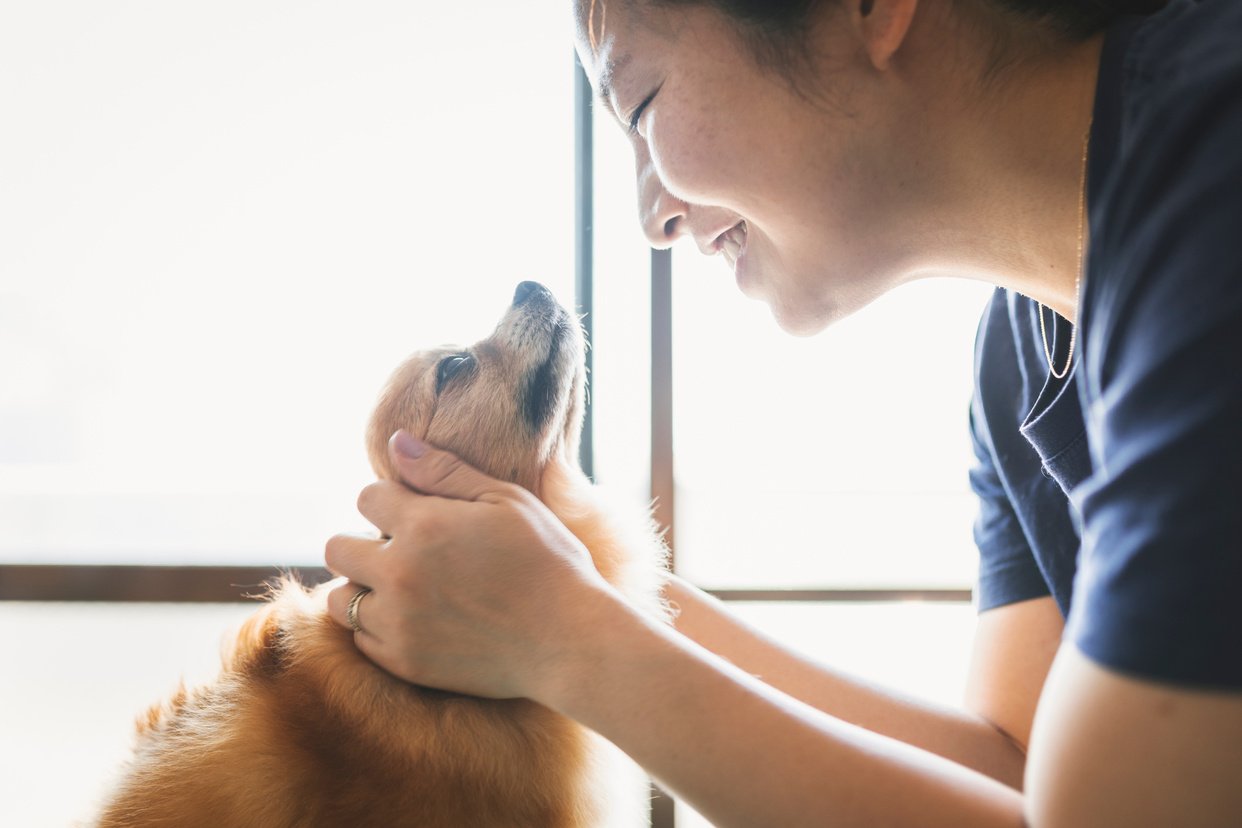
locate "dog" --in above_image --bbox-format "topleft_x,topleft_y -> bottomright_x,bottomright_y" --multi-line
94,280 -> 671,827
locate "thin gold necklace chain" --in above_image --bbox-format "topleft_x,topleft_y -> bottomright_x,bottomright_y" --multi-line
1038,122 -> 1092,380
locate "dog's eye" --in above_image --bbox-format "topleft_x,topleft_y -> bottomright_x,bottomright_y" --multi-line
435,354 -> 473,394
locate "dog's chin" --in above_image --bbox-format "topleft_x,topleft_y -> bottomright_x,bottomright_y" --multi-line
524,366 -> 587,499
508,290 -> 586,463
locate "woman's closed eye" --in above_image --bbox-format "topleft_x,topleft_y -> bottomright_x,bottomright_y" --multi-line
435,354 -> 474,395
626,85 -> 661,135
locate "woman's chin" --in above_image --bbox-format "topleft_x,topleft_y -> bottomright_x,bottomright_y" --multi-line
768,284 -> 869,337
770,308 -> 830,338
758,295 -> 824,337
732,258 -> 856,337
731,248 -> 760,299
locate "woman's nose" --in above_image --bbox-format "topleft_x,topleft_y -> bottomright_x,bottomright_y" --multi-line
635,143 -> 687,249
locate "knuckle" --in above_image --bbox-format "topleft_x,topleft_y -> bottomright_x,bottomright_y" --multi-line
355,485 -> 374,516
414,509 -> 444,543
356,480 -> 392,515
325,583 -> 346,616
493,483 -> 536,515
326,581 -> 361,623
504,482 -> 535,505
422,452 -> 459,488
389,564 -> 418,595
324,534 -> 347,568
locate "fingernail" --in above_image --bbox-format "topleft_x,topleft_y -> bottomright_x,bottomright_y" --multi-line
393,430 -> 427,459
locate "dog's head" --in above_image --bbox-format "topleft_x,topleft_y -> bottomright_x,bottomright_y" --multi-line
366,281 -> 586,493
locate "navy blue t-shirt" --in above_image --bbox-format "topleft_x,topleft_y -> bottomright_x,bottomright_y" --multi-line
969,0 -> 1242,690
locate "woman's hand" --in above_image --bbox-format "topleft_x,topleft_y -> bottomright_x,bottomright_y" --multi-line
324,430 -> 616,701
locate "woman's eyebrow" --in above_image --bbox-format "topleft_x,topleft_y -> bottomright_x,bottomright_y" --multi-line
595,53 -> 633,114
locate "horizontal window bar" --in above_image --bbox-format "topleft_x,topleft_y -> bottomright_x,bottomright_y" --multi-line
0,564 -> 333,602
706,588 -> 972,603
0,565 -> 970,604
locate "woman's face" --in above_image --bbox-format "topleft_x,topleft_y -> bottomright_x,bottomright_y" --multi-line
574,1 -> 923,336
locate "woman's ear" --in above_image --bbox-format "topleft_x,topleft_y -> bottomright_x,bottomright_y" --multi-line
856,0 -> 919,71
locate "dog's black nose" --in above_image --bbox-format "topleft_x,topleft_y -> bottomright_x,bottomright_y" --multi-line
513,280 -> 548,306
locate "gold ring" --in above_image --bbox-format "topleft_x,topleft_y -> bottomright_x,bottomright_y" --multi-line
345,587 -> 371,633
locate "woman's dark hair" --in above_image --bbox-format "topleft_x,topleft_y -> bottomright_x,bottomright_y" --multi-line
654,0 -> 1167,38
645,0 -> 1167,91
971,0 -> 1169,37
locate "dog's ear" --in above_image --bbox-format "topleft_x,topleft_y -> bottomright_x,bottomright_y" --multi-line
222,601 -> 284,677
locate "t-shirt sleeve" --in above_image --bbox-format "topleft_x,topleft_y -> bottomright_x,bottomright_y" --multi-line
1067,56 -> 1242,689
969,394 -> 1052,613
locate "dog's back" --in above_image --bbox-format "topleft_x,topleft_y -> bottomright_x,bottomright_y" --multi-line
96,556 -> 651,826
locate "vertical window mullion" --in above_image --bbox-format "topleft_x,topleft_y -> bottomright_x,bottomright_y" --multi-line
650,247 -> 676,565
573,54 -> 595,481
650,248 -> 677,828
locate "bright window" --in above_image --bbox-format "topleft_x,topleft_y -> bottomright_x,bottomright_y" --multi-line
670,250 -> 991,589
1,4 -> 575,825
0,0 -> 575,566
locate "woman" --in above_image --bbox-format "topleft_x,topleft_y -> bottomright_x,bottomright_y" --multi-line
325,0 -> 1242,824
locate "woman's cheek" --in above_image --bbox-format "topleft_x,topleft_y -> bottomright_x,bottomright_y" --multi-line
646,116 -> 730,207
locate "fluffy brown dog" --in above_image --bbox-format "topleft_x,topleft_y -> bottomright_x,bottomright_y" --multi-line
95,281 -> 670,827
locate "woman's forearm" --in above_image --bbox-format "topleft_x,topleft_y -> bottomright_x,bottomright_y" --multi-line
663,576 -> 1027,790
542,590 -> 1025,828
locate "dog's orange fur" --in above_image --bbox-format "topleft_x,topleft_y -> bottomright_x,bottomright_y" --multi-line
94,283 -> 669,827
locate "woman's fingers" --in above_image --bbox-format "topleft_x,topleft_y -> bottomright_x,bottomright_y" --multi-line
356,479 -> 416,537
357,438 -> 501,540
320,436 -> 609,697
389,430 -> 514,503
324,532 -> 385,584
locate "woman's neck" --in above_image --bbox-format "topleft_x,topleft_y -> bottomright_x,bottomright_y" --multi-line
896,13 -> 1106,323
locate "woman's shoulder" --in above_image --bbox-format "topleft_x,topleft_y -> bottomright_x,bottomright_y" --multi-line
1067,0 -> 1242,693
1124,0 -> 1242,83
1114,0 -> 1242,169
1086,0 -> 1242,383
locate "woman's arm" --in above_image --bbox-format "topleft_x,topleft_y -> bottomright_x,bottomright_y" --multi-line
664,576 -> 1060,790
542,584 -> 1026,828
553,591 -> 1242,828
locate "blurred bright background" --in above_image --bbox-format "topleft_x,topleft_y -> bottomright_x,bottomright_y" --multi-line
1,2 -> 992,826
0,0 -> 575,565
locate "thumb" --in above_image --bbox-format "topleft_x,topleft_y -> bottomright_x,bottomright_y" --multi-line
389,430 -> 505,502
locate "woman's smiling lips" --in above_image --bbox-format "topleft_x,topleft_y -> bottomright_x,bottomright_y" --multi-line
716,221 -> 759,296
717,221 -> 746,268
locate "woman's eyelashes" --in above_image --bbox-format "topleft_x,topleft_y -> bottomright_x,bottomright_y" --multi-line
626,85 -> 661,135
